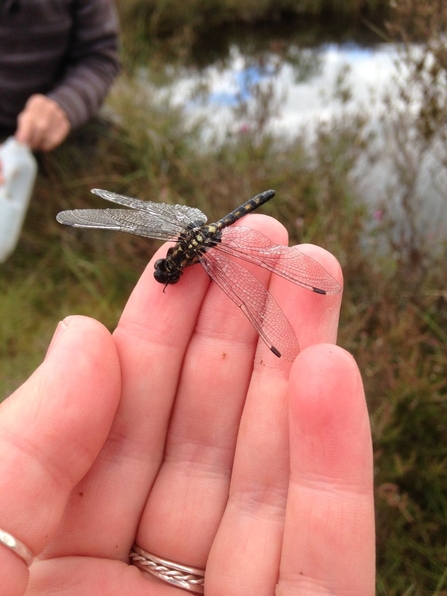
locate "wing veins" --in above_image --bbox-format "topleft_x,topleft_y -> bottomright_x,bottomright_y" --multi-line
200,250 -> 299,360
56,208 -> 182,240
91,189 -> 207,229
216,227 -> 341,295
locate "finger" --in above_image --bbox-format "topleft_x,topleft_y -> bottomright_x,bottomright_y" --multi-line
15,112 -> 38,149
40,110 -> 70,152
287,244 -> 342,349
43,246 -> 211,559
205,249 -> 343,595
135,214 -> 290,571
277,345 -> 375,595
0,316 -> 120,591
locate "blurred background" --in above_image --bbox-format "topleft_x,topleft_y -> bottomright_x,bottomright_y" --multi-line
1,1 -> 446,592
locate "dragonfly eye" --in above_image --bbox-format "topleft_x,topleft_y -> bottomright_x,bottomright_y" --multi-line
154,259 -> 181,285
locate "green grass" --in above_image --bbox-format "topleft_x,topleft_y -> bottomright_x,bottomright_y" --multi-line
1,2 -> 447,593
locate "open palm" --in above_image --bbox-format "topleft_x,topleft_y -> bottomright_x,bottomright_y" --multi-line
0,214 -> 375,595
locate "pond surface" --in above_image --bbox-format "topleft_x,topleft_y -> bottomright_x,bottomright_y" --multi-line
167,42 -> 398,138
139,23 -> 447,246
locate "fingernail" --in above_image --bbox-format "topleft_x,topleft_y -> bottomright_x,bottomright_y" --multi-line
45,318 -> 69,359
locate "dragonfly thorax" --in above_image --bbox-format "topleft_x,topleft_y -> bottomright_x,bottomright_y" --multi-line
153,225 -> 221,286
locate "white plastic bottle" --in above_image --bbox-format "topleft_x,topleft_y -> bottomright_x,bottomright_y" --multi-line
0,137 -> 37,262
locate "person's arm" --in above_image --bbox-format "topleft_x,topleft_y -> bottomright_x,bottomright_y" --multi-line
15,0 -> 120,152
46,0 -> 120,130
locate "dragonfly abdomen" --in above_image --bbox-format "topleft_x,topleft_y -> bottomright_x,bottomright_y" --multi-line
216,190 -> 276,229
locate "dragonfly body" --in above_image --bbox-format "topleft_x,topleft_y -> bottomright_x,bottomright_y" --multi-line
57,188 -> 340,361
154,190 -> 276,286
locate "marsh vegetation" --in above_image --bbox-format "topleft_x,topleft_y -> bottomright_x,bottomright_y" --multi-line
1,1 -> 446,593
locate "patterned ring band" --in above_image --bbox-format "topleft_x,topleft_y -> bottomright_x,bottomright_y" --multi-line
129,544 -> 205,593
0,528 -> 34,567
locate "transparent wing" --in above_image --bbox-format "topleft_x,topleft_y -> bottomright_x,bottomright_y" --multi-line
56,189 -> 208,241
200,250 -> 300,361
217,226 -> 341,295
56,208 -> 182,241
91,189 -> 208,229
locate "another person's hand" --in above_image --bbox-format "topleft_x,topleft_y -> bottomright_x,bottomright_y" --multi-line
15,94 -> 71,152
0,215 -> 375,595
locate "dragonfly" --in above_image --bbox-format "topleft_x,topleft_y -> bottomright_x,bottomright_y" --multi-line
56,189 -> 341,361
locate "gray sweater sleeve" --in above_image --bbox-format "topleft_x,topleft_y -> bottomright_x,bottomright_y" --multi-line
46,0 -> 121,128
0,0 -> 120,133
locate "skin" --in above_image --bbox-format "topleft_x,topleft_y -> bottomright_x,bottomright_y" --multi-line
15,94 -> 71,152
0,213 -> 375,595
0,94 -> 70,184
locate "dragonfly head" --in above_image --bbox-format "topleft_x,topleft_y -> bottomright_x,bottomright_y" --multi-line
154,258 -> 181,285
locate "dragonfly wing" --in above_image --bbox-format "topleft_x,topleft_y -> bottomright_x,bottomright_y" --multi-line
56,208 -> 180,241
91,189 -> 208,229
200,250 -> 300,361
218,227 -> 341,295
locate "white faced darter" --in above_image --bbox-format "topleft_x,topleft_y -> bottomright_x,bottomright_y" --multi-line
57,189 -> 341,361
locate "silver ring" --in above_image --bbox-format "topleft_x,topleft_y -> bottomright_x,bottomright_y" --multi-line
129,544 -> 205,593
0,528 -> 34,567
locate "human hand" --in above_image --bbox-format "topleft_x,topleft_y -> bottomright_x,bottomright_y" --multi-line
15,94 -> 71,152
0,214 -> 375,595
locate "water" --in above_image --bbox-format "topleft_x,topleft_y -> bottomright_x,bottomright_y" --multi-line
136,31 -> 447,247
166,43 -> 398,138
